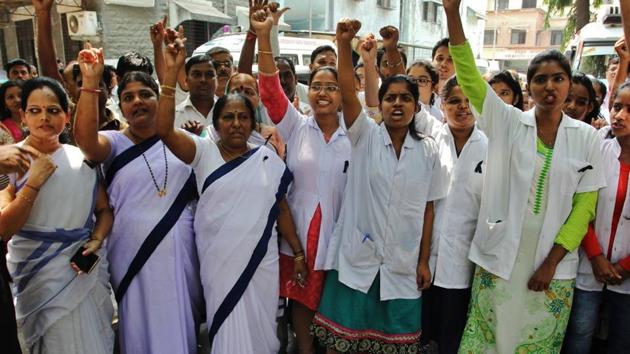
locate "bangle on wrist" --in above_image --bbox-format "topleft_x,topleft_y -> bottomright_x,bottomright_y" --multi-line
160,84 -> 177,91
24,184 -> 40,192
258,50 -> 274,56
80,87 -> 102,94
386,60 -> 402,68
294,255 -> 305,262
160,92 -> 175,99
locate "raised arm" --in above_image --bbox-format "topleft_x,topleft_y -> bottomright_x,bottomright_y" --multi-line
32,0 -> 64,82
156,27 -> 197,164
359,34 -> 379,108
150,16 -> 167,85
336,19 -> 363,129
74,46 -> 113,162
238,0 -> 268,75
253,8 -> 290,124
611,37 -> 629,109
622,0 -> 630,51
444,0 -> 487,114
380,26 -> 405,76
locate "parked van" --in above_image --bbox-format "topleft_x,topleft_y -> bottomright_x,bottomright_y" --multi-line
565,1 -> 622,81
193,33 -> 336,82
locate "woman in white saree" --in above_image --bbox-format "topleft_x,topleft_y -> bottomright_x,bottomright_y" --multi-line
156,29 -> 306,354
0,77 -> 114,354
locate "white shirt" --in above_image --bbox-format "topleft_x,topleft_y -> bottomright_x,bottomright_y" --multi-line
324,112 -> 448,300
174,95 -> 215,130
577,137 -> 630,294
430,125 -> 487,289
421,101 -> 444,123
468,84 -> 606,280
415,107 -> 443,138
275,103 -> 351,271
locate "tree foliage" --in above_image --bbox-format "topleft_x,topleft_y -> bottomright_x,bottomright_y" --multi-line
544,0 -> 603,49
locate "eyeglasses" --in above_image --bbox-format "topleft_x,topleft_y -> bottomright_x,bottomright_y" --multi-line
309,84 -> 340,93
212,60 -> 232,69
409,76 -> 432,87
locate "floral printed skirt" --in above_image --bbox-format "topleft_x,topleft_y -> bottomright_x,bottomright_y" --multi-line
311,270 -> 422,354
458,212 -> 575,354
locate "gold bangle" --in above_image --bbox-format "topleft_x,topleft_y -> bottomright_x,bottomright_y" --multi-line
160,84 -> 177,91
294,255 -> 305,262
258,50 -> 274,56
387,61 -> 402,68
160,92 -> 175,99
17,191 -> 34,204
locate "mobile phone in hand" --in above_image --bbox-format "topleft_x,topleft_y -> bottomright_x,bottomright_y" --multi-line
70,247 -> 100,274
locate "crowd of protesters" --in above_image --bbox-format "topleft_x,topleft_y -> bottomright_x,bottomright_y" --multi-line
1,0 -> 630,353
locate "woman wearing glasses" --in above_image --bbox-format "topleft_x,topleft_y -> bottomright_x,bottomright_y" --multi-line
407,60 -> 444,123
254,10 -> 351,354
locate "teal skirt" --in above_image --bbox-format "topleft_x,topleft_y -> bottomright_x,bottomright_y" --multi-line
311,270 -> 422,353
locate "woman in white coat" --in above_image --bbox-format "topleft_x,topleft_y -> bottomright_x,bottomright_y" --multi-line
444,1 -> 606,352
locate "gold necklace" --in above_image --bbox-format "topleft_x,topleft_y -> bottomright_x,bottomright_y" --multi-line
126,129 -> 168,197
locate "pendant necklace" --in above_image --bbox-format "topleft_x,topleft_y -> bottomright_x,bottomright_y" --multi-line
128,129 -> 168,197
142,143 -> 168,197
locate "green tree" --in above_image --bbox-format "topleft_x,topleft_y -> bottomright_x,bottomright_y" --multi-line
544,0 -> 603,48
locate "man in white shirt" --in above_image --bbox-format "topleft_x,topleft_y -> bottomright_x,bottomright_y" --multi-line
174,54 -> 217,132
206,47 -> 234,99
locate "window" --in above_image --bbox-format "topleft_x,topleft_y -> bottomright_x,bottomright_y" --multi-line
0,29 -> 7,69
550,30 -> 563,46
497,0 -> 509,10
423,1 -> 439,23
511,29 -> 527,45
522,0 -> 537,8
16,20 -> 37,67
484,30 -> 497,45
377,0 -> 395,9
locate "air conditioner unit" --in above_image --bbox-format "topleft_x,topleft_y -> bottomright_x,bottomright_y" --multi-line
66,11 -> 98,37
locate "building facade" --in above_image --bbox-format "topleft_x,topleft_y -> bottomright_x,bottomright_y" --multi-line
482,0 -> 569,72
0,0 -> 244,70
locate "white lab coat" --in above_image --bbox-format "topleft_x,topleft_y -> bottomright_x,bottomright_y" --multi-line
577,137 -> 630,294
430,124 -> 488,289
468,85 -> 606,281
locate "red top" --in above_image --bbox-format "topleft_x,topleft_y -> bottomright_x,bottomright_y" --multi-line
258,72 -> 289,124
582,162 -> 630,271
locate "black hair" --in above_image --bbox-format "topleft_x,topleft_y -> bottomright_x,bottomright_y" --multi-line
0,80 -> 24,118
378,74 -> 423,141
354,62 -> 364,71
309,66 -> 338,85
431,38 -> 449,60
116,52 -> 154,79
105,64 -> 117,77
407,60 -> 439,105
5,58 -> 30,73
440,76 -> 460,100
206,46 -> 233,62
211,93 -> 256,131
612,81 -> 630,101
376,46 -> 408,69
489,70 -> 524,110
571,72 -> 600,124
185,54 -> 214,75
310,45 -> 337,65
21,77 -> 69,113
117,71 -> 160,102
526,49 -> 571,86
73,63 -> 114,90
591,77 -> 607,103
276,56 -> 296,76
